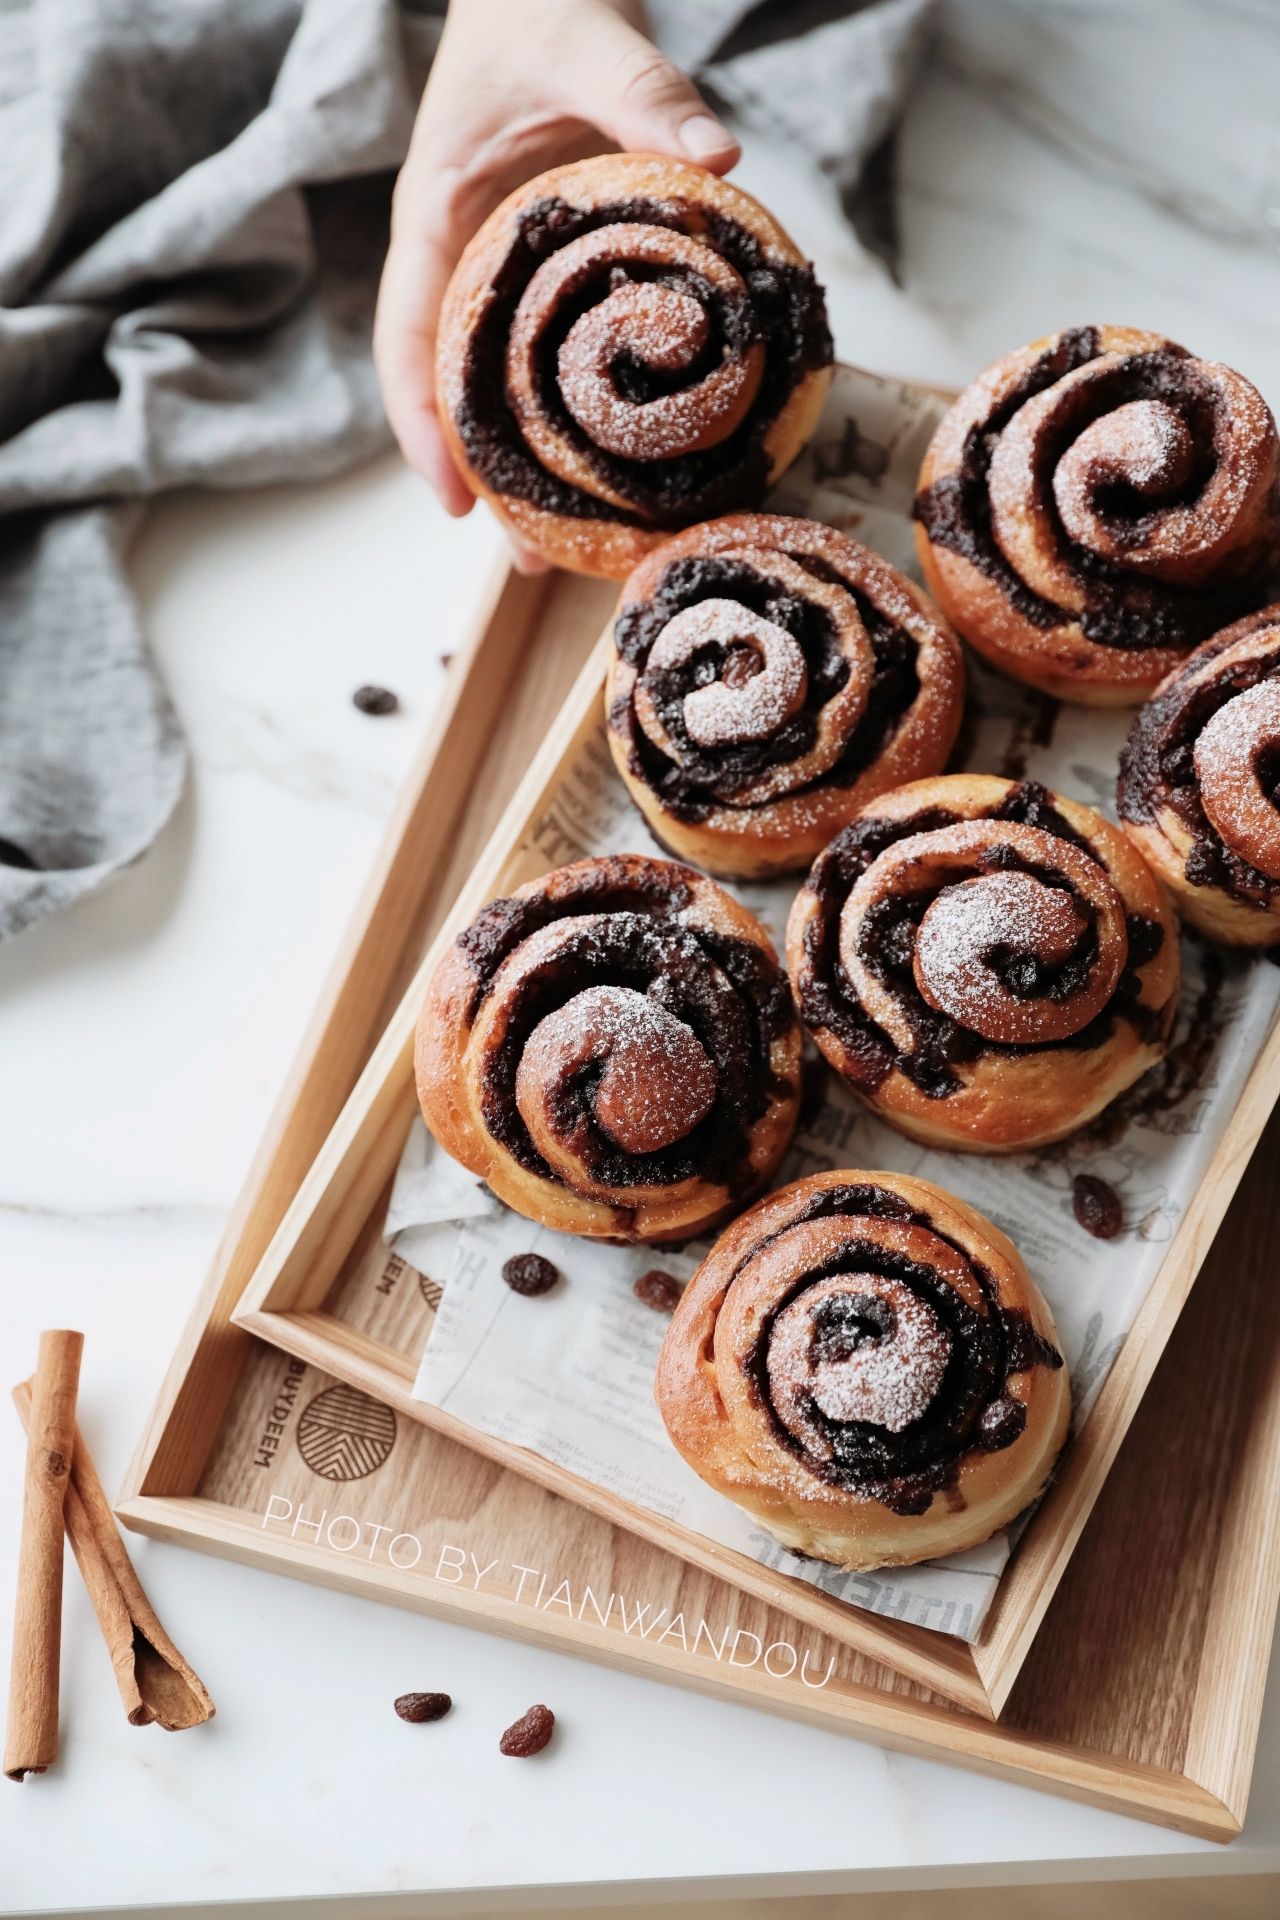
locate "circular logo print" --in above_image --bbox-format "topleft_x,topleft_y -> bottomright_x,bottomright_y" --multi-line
296,1385 -> 396,1482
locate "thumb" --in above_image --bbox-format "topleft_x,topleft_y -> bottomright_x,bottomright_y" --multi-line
558,7 -> 740,172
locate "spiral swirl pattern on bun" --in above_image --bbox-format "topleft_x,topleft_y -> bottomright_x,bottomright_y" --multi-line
1119,606 -> 1280,943
435,156 -> 833,578
914,327 -> 1280,705
655,1172 -> 1071,1570
606,514 -> 965,878
786,775 -> 1180,1152
416,855 -> 800,1241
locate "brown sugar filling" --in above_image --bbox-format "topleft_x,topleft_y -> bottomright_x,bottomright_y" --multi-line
613,552 -> 921,822
796,781 -> 1166,1098
733,1181 -> 1062,1515
455,195 -> 832,530
913,331 -> 1271,653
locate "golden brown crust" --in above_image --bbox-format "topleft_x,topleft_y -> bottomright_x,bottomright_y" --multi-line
436,155 -> 833,579
605,513 -> 966,878
785,773 -> 1181,1153
655,1171 -> 1072,1569
1124,813 -> 1280,945
416,854 -> 801,1241
1117,607 -> 1280,945
915,326 -> 1280,706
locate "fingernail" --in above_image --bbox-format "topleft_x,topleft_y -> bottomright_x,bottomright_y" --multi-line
679,114 -> 736,161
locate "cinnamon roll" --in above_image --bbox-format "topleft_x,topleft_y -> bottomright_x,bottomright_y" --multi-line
914,327 -> 1280,706
416,855 -> 801,1241
1118,606 -> 1280,944
786,775 -> 1180,1152
655,1172 -> 1071,1569
435,155 -> 834,578
605,514 -> 966,878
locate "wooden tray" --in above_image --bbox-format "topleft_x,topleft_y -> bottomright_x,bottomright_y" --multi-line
119,439 -> 1280,1841
223,558 -> 1280,1720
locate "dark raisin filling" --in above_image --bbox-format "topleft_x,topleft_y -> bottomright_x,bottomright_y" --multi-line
613,552 -> 921,822
457,856 -> 695,1014
914,332 -> 1268,652
736,1182 -> 1062,1514
797,780 -> 1166,1096
1118,616 -> 1280,907
455,195 -> 832,529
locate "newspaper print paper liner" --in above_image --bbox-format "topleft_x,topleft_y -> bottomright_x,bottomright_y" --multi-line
390,367 -> 1280,1643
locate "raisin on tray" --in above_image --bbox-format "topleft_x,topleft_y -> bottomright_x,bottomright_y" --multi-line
633,1270 -> 682,1313
1072,1173 -> 1123,1240
503,1253 -> 560,1296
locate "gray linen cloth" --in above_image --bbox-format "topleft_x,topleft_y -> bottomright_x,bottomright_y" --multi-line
0,0 -> 932,940
655,0 -> 937,269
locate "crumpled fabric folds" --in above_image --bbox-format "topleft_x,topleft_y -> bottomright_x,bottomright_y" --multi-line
0,0 -> 418,936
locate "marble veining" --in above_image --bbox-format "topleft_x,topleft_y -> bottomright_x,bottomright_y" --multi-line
936,1 -> 1280,249
200,693 -> 403,816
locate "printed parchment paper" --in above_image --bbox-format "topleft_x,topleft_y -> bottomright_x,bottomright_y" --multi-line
389,367 -> 1280,1643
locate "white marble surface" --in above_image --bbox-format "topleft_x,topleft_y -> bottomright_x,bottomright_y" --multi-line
5,5 -> 1280,1910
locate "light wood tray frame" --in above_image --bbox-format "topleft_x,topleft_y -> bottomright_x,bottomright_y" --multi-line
226,595 -> 1280,1714
119,406 -> 1280,1841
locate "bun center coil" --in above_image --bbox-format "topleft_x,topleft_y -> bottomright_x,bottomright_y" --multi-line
1053,397 -> 1197,550
516,983 -> 717,1159
504,223 -> 766,502
628,544 -> 876,805
913,869 -> 1086,1041
643,598 -> 809,749
769,1273 -> 953,1444
839,818 -> 1130,1050
710,1210 -> 1007,1500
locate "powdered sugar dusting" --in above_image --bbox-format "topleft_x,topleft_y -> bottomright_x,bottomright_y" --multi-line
647,598 -> 807,747
768,1274 -> 952,1441
915,870 -> 1083,1027
558,285 -> 760,461
517,984 -> 717,1158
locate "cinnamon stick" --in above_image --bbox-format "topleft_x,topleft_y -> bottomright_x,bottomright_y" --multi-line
5,1330 -> 82,1781
12,1382 -> 214,1733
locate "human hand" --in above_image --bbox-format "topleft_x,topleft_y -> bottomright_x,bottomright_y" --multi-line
373,0 -> 740,570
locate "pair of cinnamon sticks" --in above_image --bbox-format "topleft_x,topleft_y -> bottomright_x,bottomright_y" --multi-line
5,1330 -> 213,1782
